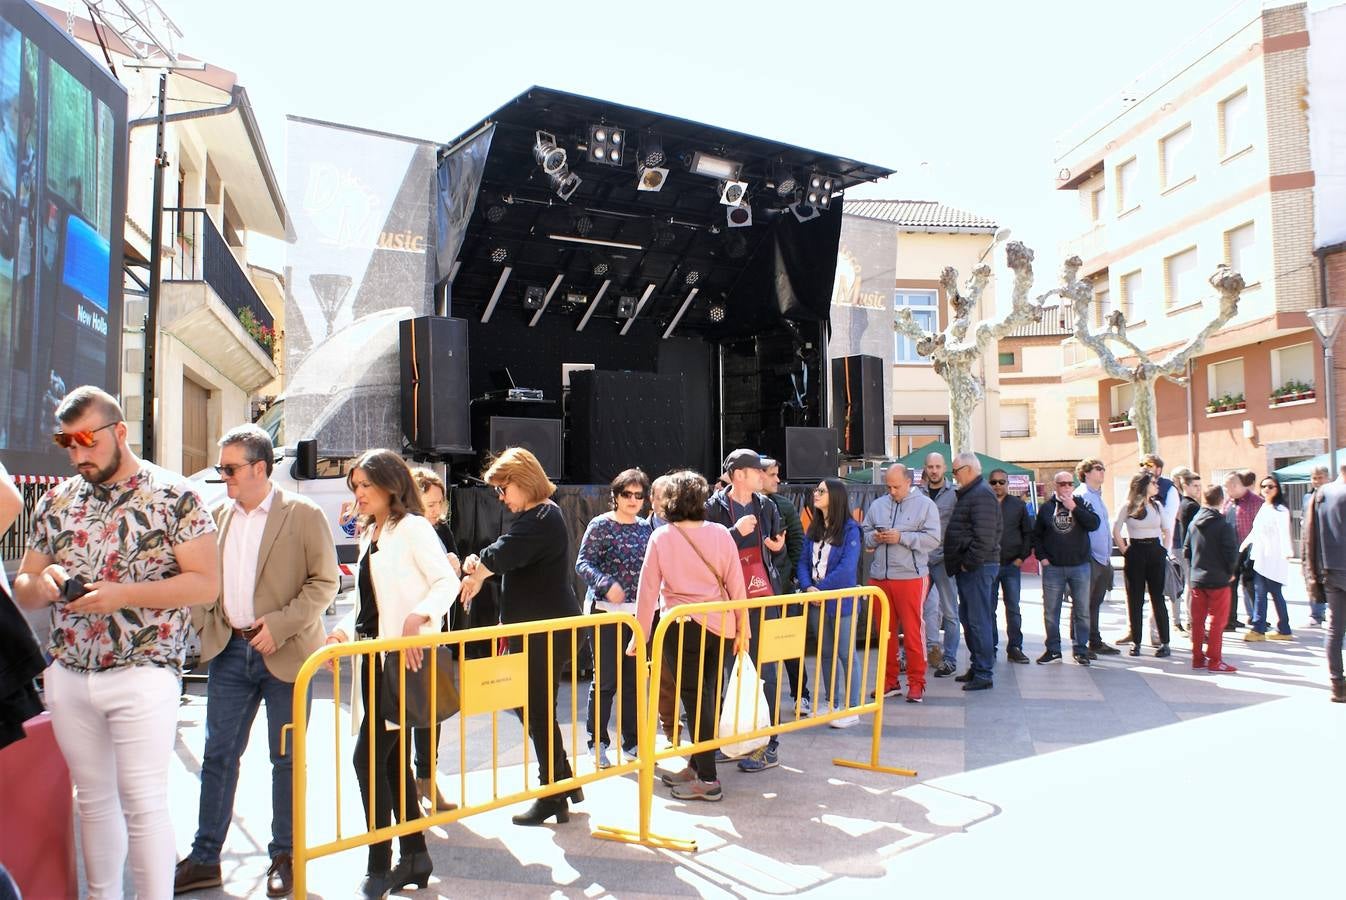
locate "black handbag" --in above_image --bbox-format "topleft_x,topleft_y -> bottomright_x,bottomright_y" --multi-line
380,645 -> 460,729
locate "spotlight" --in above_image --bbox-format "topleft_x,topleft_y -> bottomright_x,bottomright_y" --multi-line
637,165 -> 668,191
615,295 -> 638,319
689,151 -> 741,181
790,192 -> 820,223
593,261 -> 610,276
654,227 -> 677,248
774,167 -> 797,198
685,270 -> 701,285
638,135 -> 665,169
573,214 -> 593,237
805,172 -> 837,210
523,285 -> 546,310
485,204 -> 506,223
708,300 -> 726,323
719,180 -> 749,206
588,124 -> 626,166
533,131 -> 567,175
565,291 -> 588,306
490,246 -> 510,264
551,171 -> 582,201
726,202 -> 752,228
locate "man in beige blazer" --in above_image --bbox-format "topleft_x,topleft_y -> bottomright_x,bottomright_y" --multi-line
175,425 -> 338,898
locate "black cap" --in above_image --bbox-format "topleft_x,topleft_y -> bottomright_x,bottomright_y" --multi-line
723,449 -> 765,473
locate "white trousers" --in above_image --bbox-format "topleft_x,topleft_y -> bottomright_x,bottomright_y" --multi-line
46,662 -> 179,900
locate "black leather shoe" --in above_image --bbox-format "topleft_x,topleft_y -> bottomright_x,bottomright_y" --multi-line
1007,648 -> 1030,664
389,850 -> 433,891
954,670 -> 974,683
359,872 -> 391,899
266,853 -> 292,897
1155,644 -> 1171,658
512,797 -> 570,826
174,859 -> 222,894
1072,653 -> 1091,666
1128,645 -> 1141,657
1090,642 -> 1120,656
568,786 -> 585,804
961,679 -> 993,691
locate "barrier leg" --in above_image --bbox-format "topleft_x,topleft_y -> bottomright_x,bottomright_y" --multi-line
834,592 -> 918,778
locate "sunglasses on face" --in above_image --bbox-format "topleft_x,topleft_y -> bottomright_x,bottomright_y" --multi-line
1260,483 -> 1276,491
214,461 -> 259,477
988,479 -> 1007,485
52,421 -> 118,449
493,484 -> 507,496
952,465 -> 968,475
618,490 -> 645,500
1055,481 -> 1073,487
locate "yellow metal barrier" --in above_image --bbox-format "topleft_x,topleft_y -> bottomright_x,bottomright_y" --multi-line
593,585 -> 915,852
289,612 -> 653,897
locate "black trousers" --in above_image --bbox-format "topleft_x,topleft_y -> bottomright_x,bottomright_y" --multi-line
1123,541 -> 1170,645
1087,558 -> 1113,646
585,617 -> 639,751
353,656 -> 426,873
672,618 -> 729,782
508,631 -> 574,790
1227,548 -> 1255,628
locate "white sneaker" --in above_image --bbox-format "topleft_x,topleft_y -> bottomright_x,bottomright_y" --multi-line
829,715 -> 860,729
796,696 -> 812,716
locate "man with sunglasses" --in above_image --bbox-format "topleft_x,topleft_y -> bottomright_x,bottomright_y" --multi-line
13,386 -> 219,900
1074,458 -> 1118,656
988,469 -> 1032,664
1034,472 -> 1101,665
176,425 -> 338,896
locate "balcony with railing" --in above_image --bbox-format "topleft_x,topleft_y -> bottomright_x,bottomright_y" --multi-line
159,208 -> 278,392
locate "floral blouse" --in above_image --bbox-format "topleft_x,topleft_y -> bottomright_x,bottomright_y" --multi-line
575,514 -> 653,612
29,463 -> 216,674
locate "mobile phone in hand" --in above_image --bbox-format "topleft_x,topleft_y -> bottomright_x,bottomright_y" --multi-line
61,578 -> 89,601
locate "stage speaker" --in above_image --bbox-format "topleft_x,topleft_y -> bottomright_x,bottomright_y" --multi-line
785,426 -> 839,481
488,416 -> 563,478
400,316 -> 471,455
831,354 -> 885,457
569,370 -> 686,482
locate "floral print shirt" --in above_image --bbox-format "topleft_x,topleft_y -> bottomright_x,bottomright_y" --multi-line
575,514 -> 654,612
28,462 -> 216,674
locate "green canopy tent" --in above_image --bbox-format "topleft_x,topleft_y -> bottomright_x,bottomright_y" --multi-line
1273,449 -> 1346,483
842,441 -> 1033,483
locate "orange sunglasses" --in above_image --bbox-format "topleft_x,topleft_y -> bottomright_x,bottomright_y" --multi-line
52,421 -> 118,449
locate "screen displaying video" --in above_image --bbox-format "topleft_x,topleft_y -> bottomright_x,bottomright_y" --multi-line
0,0 -> 125,474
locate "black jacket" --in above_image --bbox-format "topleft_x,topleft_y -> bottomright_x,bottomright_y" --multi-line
705,487 -> 785,593
997,494 -> 1034,563
478,501 -> 581,624
767,492 -> 804,590
1176,496 -> 1200,551
1183,507 -> 1239,588
944,475 -> 1001,575
1032,496 -> 1102,567
0,584 -> 45,751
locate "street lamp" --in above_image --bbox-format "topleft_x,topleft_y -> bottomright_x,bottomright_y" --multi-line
1306,306 -> 1346,471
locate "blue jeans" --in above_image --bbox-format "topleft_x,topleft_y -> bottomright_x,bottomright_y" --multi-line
923,561 -> 960,665
1252,572 -> 1292,635
990,563 -> 1023,653
190,635 -> 306,864
812,601 -> 864,710
956,563 -> 998,683
1042,562 -> 1091,654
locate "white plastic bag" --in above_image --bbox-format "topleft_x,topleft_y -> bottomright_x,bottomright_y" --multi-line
717,653 -> 772,758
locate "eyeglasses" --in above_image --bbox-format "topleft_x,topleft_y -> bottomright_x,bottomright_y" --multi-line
1140,461 -> 1156,468
214,460 -> 260,477
1090,465 -> 1106,473
988,479 -> 1007,485
813,486 -> 829,494
492,484 -> 507,496
618,490 -> 645,500
951,465 -> 969,475
1259,483 -> 1276,491
52,421 -> 118,449
1055,481 -> 1074,487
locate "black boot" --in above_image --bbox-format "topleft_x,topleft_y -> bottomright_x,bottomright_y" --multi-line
568,786 -> 585,804
1155,644 -> 1171,658
512,797 -> 570,826
389,850 -> 433,890
1128,644 -> 1141,657
359,871 -> 391,899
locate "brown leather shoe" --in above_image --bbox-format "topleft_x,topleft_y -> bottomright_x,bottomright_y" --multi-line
174,858 -> 222,894
416,777 -> 458,812
266,853 -> 292,898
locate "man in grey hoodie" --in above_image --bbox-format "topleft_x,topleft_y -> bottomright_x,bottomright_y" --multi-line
863,464 -> 942,703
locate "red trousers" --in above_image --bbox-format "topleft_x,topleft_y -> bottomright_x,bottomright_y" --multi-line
1190,586 -> 1231,665
872,577 -> 928,691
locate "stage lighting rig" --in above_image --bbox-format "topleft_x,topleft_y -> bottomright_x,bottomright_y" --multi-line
707,300 -> 727,323
551,171 -> 582,201
689,151 -> 741,181
534,131 -> 567,175
726,202 -> 752,228
589,124 -> 626,166
636,135 -> 669,191
719,180 -> 749,206
615,295 -> 638,319
523,285 -> 547,310
804,172 -> 837,210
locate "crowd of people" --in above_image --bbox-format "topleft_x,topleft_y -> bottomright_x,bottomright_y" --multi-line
4,384 -> 1345,900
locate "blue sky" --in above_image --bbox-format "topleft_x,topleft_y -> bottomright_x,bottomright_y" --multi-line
167,0 -> 1246,299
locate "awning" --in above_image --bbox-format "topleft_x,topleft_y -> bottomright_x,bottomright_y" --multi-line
1273,449 -> 1346,483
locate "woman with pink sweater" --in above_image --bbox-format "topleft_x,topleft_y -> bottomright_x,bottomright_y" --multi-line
634,470 -> 747,802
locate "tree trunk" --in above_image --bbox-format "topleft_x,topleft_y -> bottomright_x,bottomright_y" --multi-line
1132,377 -> 1159,455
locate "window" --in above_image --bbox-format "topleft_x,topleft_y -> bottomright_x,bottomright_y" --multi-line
1164,247 -> 1202,309
1271,342 -> 1315,395
998,351 -> 1016,367
1160,123 -> 1196,189
1120,270 -> 1142,322
1207,357 -> 1245,404
894,290 -> 938,364
1116,157 -> 1138,212
1093,287 -> 1113,327
1111,382 -> 1136,420
1075,400 -> 1100,435
1220,88 -> 1253,156
1089,185 -> 1105,222
1225,221 -> 1256,283
1001,404 -> 1030,438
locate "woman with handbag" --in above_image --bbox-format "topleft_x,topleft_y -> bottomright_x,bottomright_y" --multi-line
324,450 -> 460,899
633,470 -> 747,802
798,478 -> 863,728
458,448 -> 583,827
575,468 -> 652,767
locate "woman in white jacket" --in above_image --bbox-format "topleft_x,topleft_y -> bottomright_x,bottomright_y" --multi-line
1242,474 -> 1294,642
325,450 -> 460,899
